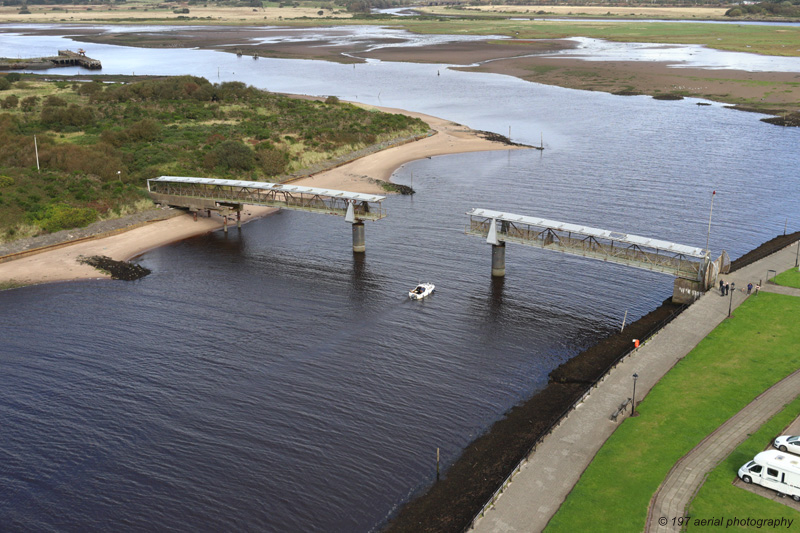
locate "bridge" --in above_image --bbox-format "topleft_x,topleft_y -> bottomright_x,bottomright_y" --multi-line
147,176 -> 386,252
466,208 -> 720,303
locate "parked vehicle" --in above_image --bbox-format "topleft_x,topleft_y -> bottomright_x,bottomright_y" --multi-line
773,435 -> 800,455
738,450 -> 800,501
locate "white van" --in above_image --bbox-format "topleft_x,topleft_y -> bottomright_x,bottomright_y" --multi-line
739,450 -> 800,501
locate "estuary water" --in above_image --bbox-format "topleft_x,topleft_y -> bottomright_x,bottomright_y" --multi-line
1,26 -> 799,532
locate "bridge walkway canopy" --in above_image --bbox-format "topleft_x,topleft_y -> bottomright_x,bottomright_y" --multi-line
147,176 -> 387,221
466,208 -> 708,280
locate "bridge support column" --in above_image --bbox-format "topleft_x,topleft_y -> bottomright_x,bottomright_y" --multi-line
223,215 -> 228,234
237,210 -> 241,229
491,242 -> 506,277
352,221 -> 365,253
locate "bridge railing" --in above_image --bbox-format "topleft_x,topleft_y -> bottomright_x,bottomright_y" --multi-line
466,217 -> 703,280
148,178 -> 386,221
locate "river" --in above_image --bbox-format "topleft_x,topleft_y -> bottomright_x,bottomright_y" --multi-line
1,25 -> 799,532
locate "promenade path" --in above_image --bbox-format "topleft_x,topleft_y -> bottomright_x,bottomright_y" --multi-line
473,242 -> 800,533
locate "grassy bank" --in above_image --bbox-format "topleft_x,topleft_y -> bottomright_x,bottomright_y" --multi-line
546,292 -> 800,532
773,265 -> 800,288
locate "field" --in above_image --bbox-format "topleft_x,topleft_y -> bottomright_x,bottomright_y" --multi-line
418,4 -> 729,19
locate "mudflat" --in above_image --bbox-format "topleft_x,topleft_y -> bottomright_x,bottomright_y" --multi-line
12,23 -> 799,109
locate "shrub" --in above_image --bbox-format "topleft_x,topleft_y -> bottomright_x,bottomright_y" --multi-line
43,95 -> 67,107
0,175 -> 14,188
1,95 -> 18,109
29,203 -> 98,233
203,140 -> 254,171
325,95 -> 340,105
0,78 -> 10,91
20,95 -> 39,111
5,73 -> 21,83
255,145 -> 289,176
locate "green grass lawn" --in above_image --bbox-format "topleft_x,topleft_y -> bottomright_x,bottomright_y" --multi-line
687,395 -> 800,531
545,292 -> 800,532
773,264 -> 800,289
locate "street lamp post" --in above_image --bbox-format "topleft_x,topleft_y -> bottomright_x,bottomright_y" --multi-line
631,373 -> 639,416
795,239 -> 799,268
728,282 -> 735,317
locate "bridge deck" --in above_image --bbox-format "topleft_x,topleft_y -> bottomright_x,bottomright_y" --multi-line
147,176 -> 387,221
466,208 -> 707,280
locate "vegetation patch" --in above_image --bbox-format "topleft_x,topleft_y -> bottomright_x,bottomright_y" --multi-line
0,74 -> 428,239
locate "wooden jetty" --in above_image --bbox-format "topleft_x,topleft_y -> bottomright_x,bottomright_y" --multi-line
0,49 -> 101,71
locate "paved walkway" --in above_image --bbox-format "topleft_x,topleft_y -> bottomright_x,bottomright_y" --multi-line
646,367 -> 800,532
472,243 -> 800,533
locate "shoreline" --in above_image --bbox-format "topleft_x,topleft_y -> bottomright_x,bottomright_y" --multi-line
0,107 -> 523,288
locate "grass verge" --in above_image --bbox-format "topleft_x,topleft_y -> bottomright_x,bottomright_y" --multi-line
545,292 -> 800,532
773,266 -> 800,289
687,395 -> 800,531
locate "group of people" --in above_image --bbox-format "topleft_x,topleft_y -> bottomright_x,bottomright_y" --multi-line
719,279 -> 760,296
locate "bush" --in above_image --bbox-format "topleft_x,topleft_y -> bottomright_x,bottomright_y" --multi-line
1,95 -> 18,109
5,73 -> 21,83
29,203 -> 98,233
20,95 -> 39,111
0,175 -> 14,188
203,140 -> 254,172
325,95 -> 340,105
0,78 -> 10,91
255,145 -> 289,176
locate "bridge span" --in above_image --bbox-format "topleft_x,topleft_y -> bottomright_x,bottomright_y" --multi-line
466,208 -> 723,303
147,176 -> 386,252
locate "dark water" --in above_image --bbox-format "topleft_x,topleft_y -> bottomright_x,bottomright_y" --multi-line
1,26 -> 799,532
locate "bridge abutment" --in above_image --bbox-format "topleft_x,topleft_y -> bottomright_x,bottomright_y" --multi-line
352,222 -> 366,253
491,242 -> 506,277
672,278 -> 704,304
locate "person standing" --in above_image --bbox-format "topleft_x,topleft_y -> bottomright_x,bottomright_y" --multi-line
747,282 -> 753,294
720,279 -> 725,295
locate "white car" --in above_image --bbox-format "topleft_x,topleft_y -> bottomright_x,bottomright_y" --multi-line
773,435 -> 800,455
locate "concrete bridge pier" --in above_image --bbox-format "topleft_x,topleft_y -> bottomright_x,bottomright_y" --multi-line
491,242 -> 506,277
352,221 -> 366,253
223,214 -> 228,234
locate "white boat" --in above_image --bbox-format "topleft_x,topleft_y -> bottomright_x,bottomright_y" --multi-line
409,283 -> 435,300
